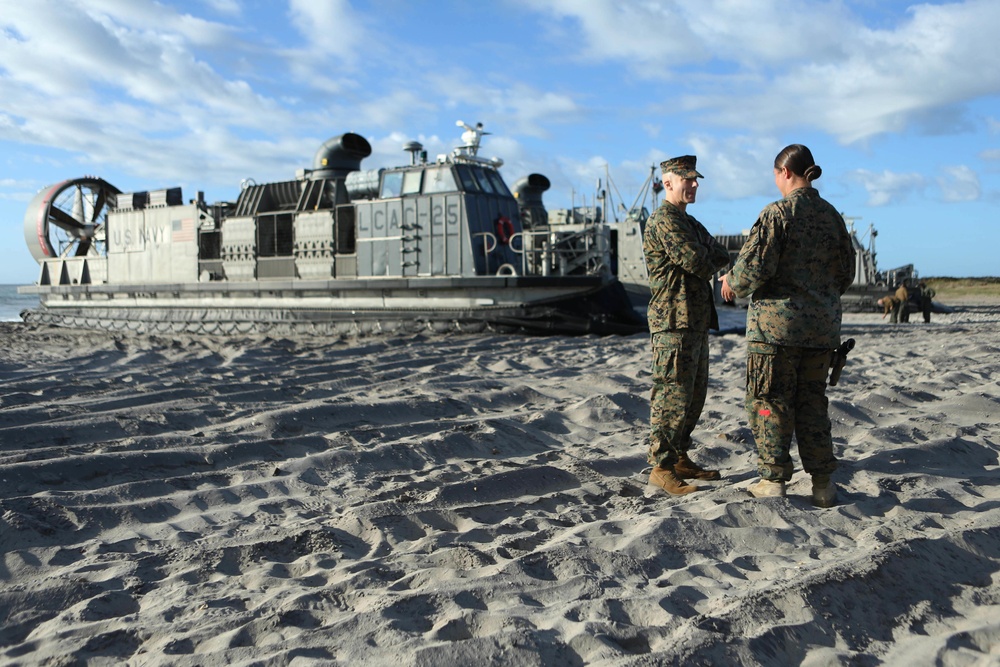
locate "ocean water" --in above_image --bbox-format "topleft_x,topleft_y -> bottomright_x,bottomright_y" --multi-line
0,285 -> 40,322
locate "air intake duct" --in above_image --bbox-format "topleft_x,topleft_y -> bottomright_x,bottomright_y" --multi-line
310,133 -> 373,180
513,173 -> 551,230
512,173 -> 551,206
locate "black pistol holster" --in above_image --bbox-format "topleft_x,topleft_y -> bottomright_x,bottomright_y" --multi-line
829,338 -> 856,386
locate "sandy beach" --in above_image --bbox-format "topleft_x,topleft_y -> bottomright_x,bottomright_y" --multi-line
1,301 -> 999,666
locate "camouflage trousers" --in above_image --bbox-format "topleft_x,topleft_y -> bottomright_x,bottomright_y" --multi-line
745,342 -> 838,481
891,301 -> 904,324
648,330 -> 709,468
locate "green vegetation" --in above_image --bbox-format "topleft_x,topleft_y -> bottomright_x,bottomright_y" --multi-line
923,277 -> 1000,299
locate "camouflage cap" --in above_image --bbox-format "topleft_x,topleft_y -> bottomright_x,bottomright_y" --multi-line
660,155 -> 704,179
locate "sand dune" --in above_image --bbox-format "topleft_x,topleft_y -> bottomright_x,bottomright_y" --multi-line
1,302 -> 999,665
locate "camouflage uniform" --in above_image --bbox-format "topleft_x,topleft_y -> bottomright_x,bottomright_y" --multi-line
644,199 -> 731,468
893,284 -> 909,324
725,187 -> 855,481
920,284 -> 936,323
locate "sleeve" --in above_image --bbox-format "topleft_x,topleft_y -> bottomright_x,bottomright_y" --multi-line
642,209 -> 667,270
660,216 -> 729,281
726,209 -> 782,298
707,234 -> 731,273
837,229 -> 857,294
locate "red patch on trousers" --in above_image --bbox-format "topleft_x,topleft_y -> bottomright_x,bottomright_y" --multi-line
759,409 -> 771,416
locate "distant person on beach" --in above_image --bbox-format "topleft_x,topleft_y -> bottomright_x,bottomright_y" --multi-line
908,281 -> 922,322
720,144 -> 855,507
893,281 -> 909,323
878,295 -> 898,319
643,155 -> 732,496
919,281 -> 936,323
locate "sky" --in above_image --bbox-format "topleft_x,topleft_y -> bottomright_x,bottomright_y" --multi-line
2,0 -> 999,285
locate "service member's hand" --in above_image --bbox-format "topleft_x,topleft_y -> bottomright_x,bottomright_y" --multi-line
720,274 -> 736,303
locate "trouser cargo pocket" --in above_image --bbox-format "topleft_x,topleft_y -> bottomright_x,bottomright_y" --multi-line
746,341 -> 778,398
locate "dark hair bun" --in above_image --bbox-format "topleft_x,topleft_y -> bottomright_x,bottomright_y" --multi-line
774,144 -> 820,180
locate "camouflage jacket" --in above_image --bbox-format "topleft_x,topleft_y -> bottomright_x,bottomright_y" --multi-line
644,200 -> 731,333
725,187 -> 856,348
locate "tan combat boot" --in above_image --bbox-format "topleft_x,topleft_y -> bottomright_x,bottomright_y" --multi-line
674,453 -> 721,480
811,475 -> 837,508
748,479 -> 786,498
649,466 -> 697,495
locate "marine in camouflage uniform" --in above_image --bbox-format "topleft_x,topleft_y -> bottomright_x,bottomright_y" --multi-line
893,282 -> 910,324
878,295 -> 898,319
644,156 -> 731,494
919,281 -> 936,323
721,145 -> 855,505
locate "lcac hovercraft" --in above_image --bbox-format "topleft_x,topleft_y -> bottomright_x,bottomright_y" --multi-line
18,122 -> 646,337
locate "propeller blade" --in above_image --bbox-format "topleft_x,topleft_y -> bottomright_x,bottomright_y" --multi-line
91,188 -> 108,223
49,206 -> 87,234
73,185 -> 85,223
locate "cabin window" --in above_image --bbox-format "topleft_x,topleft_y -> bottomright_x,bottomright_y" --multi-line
471,167 -> 496,194
423,166 -> 457,194
380,171 -> 403,198
257,213 -> 294,257
402,170 -> 422,195
455,165 -> 481,192
484,169 -> 511,197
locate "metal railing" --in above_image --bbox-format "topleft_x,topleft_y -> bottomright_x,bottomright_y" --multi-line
475,226 -> 611,278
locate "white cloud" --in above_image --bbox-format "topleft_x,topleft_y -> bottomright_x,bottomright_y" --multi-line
503,86 -> 581,137
0,2 -> 286,124
0,176 -> 33,189
687,134 -> 778,200
287,0 -> 368,63
0,2 -> 313,189
527,0 -> 1000,145
800,0 -> 1000,143
74,0 -> 240,47
848,169 -> 926,206
354,91 -> 438,132
425,69 -> 583,138
686,0 -> 853,65
0,1 -> 449,193
641,123 -> 662,140
526,0 -> 703,65
524,0 -> 855,70
201,0 -> 242,16
937,165 -> 980,202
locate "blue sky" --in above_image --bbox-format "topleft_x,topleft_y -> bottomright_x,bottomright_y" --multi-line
2,0 -> 999,285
